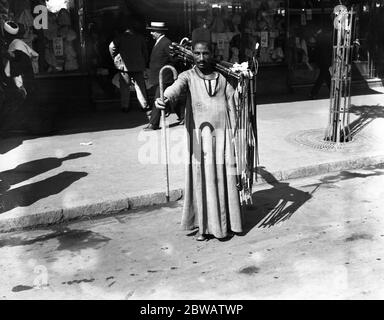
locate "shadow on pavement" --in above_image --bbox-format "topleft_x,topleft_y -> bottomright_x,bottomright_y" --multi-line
0,153 -> 90,214
257,83 -> 383,105
0,136 -> 26,155
0,227 -> 111,251
348,104 -> 384,138
0,103 -> 149,154
0,171 -> 88,214
54,104 -> 150,135
301,164 -> 384,190
241,167 -> 312,234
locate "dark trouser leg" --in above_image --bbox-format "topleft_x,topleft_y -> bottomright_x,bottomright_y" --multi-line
325,68 -> 331,91
149,85 -> 161,126
149,83 -> 171,127
311,67 -> 329,97
119,74 -> 131,110
130,72 -> 149,110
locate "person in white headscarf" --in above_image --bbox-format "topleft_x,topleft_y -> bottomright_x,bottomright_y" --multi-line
3,20 -> 38,98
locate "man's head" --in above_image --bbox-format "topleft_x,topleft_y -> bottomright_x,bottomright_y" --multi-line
3,21 -> 19,42
150,30 -> 164,41
192,41 -> 213,73
146,22 -> 167,41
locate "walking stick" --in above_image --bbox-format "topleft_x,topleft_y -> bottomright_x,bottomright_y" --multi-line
159,65 -> 178,202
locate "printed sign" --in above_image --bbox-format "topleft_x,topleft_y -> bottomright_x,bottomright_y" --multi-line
217,38 -> 225,50
53,37 -> 64,56
260,31 -> 269,48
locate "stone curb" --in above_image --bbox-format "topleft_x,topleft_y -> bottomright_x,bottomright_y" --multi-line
1,155 -> 383,234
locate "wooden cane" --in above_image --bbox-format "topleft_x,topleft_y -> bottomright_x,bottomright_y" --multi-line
159,65 -> 178,202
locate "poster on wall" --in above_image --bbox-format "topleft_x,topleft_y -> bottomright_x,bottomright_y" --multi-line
260,31 -> 269,48
53,36 -> 64,56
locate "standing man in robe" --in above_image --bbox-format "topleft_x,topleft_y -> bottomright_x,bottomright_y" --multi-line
155,41 -> 243,241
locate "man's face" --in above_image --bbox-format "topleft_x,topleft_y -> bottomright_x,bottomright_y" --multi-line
193,43 -> 212,72
151,31 -> 161,40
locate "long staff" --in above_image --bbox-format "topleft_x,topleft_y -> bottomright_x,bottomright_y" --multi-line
159,65 -> 178,202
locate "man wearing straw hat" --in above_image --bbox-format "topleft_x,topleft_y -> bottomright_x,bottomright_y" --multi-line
143,21 -> 175,131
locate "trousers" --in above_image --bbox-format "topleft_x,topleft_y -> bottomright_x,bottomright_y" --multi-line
119,71 -> 149,110
149,84 -> 186,126
311,66 -> 331,97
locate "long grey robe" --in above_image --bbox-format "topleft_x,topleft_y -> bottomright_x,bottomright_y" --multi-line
164,67 -> 243,239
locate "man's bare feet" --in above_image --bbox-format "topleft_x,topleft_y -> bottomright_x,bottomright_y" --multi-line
196,234 -> 206,241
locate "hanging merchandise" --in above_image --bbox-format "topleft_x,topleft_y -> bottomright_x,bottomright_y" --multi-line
17,9 -> 33,28
192,16 -> 211,44
56,8 -> 79,71
10,0 -> 30,20
57,8 -> 71,26
62,28 -> 79,70
17,9 -> 36,48
0,0 -> 9,20
211,9 -> 226,33
306,9 -> 312,21
300,12 -> 307,26
44,12 -> 60,72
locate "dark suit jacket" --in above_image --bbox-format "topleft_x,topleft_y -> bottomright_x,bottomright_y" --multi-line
148,36 -> 174,88
110,31 -> 148,72
314,31 -> 333,69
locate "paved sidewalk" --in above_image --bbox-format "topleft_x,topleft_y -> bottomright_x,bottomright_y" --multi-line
1,91 -> 384,233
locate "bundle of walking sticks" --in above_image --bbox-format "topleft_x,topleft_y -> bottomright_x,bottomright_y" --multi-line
169,39 -> 260,205
169,40 -> 242,80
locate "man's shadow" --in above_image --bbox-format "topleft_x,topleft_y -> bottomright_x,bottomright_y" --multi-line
0,153 -> 90,214
242,167 -> 312,234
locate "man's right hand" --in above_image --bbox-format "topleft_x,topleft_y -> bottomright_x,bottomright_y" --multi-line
155,97 -> 168,110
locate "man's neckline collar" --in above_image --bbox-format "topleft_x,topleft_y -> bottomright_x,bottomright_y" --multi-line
193,66 -> 219,80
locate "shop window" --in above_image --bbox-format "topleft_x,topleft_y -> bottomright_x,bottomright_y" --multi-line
5,0 -> 84,74
191,0 -> 287,65
287,0 -> 382,83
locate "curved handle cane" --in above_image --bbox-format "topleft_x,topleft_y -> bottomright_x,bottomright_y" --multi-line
159,65 -> 178,202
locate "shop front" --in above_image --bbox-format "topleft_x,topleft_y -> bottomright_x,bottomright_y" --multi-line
3,0 -> 382,108
119,0 -> 289,95
1,0 -> 93,109
286,0 -> 384,90
185,0 -> 383,93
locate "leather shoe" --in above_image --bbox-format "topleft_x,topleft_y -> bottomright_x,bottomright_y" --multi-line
143,124 -> 160,131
